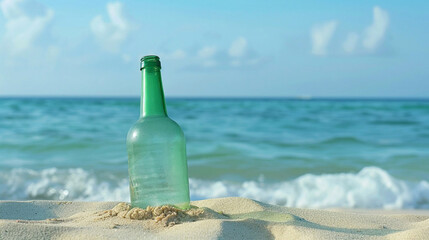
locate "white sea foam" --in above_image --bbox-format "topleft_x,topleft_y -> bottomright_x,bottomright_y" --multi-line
1,167 -> 428,209
0,168 -> 130,202
190,167 -> 429,209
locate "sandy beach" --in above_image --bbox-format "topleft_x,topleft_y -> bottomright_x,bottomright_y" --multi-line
1,197 -> 429,240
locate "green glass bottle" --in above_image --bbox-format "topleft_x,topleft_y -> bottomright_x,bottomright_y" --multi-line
127,55 -> 190,209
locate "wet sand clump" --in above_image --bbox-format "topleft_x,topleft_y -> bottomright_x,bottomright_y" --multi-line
100,202 -> 217,227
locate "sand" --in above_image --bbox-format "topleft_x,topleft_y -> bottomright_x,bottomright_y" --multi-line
1,197 -> 429,240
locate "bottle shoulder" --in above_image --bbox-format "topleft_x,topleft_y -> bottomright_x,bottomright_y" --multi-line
127,116 -> 185,144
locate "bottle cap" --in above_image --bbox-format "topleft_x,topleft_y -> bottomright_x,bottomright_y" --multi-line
140,55 -> 161,70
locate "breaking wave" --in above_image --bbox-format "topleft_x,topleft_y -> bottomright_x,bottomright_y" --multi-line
1,167 -> 428,209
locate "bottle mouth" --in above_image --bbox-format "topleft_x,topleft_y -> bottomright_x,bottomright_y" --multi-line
140,55 -> 161,70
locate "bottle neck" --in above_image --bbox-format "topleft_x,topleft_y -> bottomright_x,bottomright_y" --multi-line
140,66 -> 167,118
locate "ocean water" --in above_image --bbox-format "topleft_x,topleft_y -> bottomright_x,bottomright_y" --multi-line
1,98 -> 429,209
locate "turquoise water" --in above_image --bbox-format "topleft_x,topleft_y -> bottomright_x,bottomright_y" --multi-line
1,98 -> 429,208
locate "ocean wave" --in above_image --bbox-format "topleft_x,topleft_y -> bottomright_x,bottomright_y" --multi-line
1,167 -> 428,209
318,136 -> 365,145
0,168 -> 129,202
370,120 -> 420,126
190,167 -> 429,209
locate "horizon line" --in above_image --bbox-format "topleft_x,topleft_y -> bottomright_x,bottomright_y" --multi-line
1,95 -> 429,100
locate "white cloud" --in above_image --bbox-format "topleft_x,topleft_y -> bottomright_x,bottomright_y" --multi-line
197,46 -> 217,67
197,46 -> 217,59
121,53 -> 131,62
0,0 -> 54,55
228,37 -> 247,58
192,38 -> 259,68
90,2 -> 130,52
343,32 -> 359,54
311,21 -> 337,56
227,37 -> 259,67
164,49 -> 187,60
339,6 -> 389,55
47,45 -> 60,58
363,6 -> 389,51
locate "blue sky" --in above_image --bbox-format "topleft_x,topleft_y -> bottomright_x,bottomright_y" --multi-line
0,0 -> 428,97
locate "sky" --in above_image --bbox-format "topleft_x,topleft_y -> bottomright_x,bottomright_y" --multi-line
0,0 -> 428,97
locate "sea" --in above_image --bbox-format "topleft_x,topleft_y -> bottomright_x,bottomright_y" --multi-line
1,97 -> 429,209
